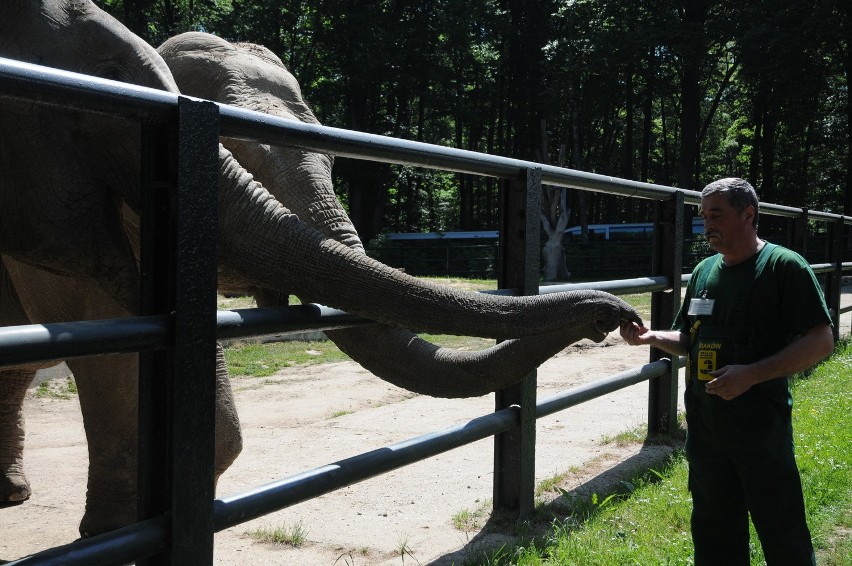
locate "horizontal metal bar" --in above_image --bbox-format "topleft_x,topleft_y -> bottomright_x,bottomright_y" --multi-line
0,316 -> 170,367
213,406 -> 520,530
0,57 -> 177,123
216,304 -> 373,339
485,276 -> 671,297
7,516 -> 167,566
3,259 -> 847,368
0,307 -> 374,367
0,274 -> 673,368
3,58 -> 850,225
813,262 -> 852,274
537,360 -> 671,419
538,277 -> 671,296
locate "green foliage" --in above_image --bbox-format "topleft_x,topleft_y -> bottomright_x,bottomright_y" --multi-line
223,340 -> 349,377
34,377 -> 78,400
99,0 -> 847,242
245,521 -> 308,546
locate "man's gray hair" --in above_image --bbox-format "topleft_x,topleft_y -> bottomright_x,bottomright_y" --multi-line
701,177 -> 759,228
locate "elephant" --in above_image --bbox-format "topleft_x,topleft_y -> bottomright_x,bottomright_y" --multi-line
0,0 -> 639,541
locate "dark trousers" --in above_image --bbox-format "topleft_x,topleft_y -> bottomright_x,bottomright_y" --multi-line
684,381 -> 815,566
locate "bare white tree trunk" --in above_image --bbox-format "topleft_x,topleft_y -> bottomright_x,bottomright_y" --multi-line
540,143 -> 571,281
540,192 -> 570,281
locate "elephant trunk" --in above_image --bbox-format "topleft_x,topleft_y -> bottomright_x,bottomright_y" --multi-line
328,326 -> 590,398
217,146 -> 639,342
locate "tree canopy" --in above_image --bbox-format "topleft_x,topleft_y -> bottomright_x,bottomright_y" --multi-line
98,0 -> 849,249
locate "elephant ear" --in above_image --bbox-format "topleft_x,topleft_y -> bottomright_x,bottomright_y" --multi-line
4,0 -> 179,93
159,32 -> 363,255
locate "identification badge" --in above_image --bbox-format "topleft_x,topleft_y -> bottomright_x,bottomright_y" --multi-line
688,298 -> 715,316
696,348 -> 718,381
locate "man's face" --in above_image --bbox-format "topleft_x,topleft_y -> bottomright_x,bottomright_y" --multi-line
699,192 -> 755,254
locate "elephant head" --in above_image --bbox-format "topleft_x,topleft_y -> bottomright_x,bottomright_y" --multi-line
0,0 -> 639,539
158,32 -> 640,397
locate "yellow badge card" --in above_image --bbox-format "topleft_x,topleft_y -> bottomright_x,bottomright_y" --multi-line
697,347 -> 718,381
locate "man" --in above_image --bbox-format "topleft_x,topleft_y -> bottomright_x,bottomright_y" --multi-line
620,178 -> 834,565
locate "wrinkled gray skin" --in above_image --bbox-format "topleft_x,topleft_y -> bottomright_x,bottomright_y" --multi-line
0,1 -> 639,539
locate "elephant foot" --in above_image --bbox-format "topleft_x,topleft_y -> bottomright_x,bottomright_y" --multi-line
0,463 -> 31,503
79,498 -> 136,538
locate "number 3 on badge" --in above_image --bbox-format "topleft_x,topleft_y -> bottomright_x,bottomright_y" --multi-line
697,349 -> 716,381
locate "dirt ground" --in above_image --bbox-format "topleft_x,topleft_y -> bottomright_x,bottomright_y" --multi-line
2,300 -> 850,565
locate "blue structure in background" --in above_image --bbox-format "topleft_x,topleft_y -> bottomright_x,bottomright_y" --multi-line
385,217 -> 704,242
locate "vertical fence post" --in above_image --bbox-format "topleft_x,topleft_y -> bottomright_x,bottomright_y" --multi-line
138,97 -> 220,565
493,167 -> 541,519
648,192 -> 683,436
825,217 -> 844,340
790,208 -> 809,256
138,118 -> 173,566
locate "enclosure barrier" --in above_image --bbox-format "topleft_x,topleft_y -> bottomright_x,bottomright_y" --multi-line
1,57 -> 850,565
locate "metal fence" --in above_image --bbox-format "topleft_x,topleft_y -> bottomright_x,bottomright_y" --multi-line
1,57 -> 851,565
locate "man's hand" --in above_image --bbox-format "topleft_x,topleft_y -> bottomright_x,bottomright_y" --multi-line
705,325 -> 834,401
705,365 -> 753,400
619,322 -> 690,357
619,321 -> 651,346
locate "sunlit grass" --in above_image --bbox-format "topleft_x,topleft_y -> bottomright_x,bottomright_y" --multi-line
34,377 -> 78,399
462,340 -> 852,565
223,340 -> 349,377
245,521 -> 308,546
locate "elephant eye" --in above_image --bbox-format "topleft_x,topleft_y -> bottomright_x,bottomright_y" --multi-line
93,61 -> 126,82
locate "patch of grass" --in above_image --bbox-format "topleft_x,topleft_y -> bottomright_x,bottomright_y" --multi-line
217,294 -> 302,310
331,547 -> 374,566
34,377 -> 78,399
535,473 -> 570,499
396,534 -> 420,565
466,340 -> 852,565
599,424 -> 648,447
453,500 -> 492,532
330,410 -> 354,419
246,521 -> 308,546
223,340 -> 350,377
418,333 -> 495,351
618,291 -> 653,321
419,276 -> 497,292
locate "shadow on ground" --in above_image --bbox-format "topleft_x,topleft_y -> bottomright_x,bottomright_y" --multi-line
428,441 -> 682,566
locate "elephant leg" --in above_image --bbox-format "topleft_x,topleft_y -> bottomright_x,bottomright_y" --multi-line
67,354 -> 139,537
214,343 -> 242,483
2,257 -> 139,536
69,350 -> 240,537
0,257 -> 39,502
0,367 -> 36,502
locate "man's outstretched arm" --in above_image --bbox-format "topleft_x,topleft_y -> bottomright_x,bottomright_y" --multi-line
619,321 -> 689,357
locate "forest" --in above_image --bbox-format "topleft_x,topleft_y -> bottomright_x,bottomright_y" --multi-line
99,0 -> 849,265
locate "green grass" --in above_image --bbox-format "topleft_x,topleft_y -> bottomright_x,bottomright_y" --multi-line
245,521 -> 309,546
459,341 -> 852,565
223,340 -> 350,377
34,377 -> 78,399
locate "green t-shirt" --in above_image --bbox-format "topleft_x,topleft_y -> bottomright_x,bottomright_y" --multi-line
675,242 -> 831,367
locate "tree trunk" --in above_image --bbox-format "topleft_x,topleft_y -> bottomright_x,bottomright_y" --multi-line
677,0 -> 708,191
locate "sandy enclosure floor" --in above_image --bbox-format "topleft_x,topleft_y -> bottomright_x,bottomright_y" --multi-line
2,290 -> 850,565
